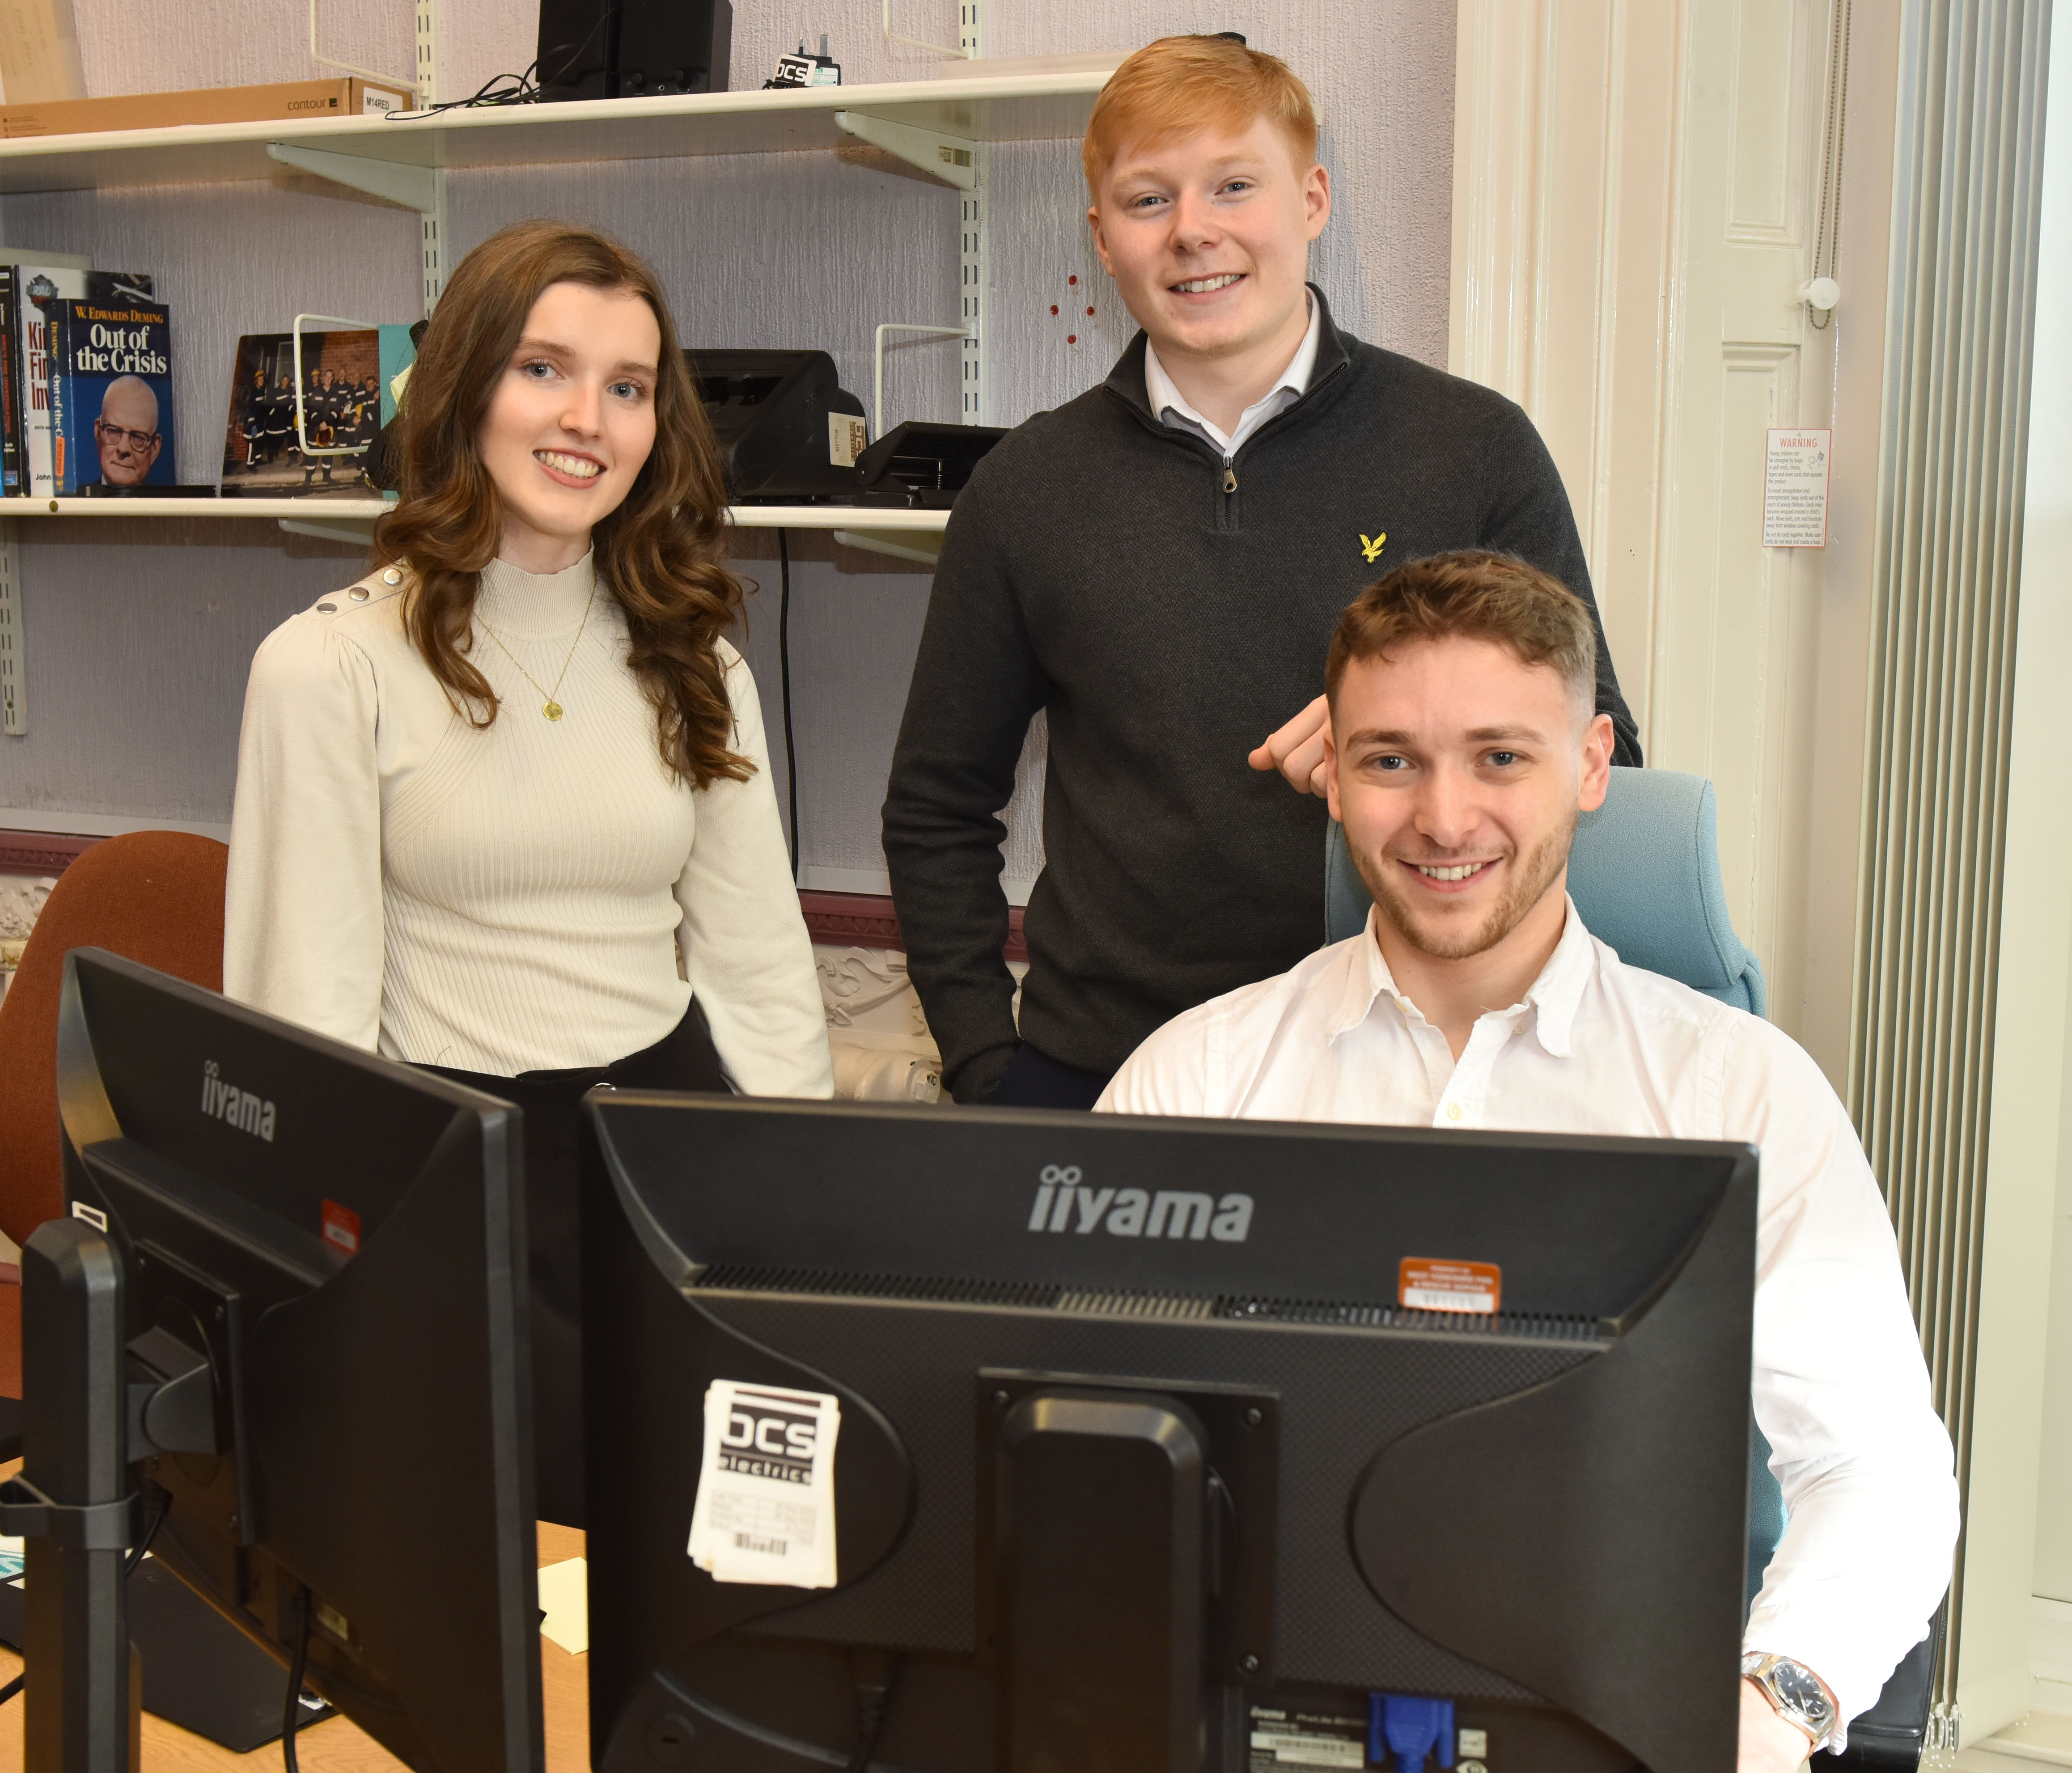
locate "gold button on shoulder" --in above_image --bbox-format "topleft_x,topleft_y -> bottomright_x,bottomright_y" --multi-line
349,587 -> 369,601
381,567 -> 402,585
315,602 -> 337,614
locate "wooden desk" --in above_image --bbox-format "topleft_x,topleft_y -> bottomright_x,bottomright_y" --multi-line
0,1499 -> 589,1773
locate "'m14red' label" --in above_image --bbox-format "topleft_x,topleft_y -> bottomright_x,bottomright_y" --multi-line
1398,1257 -> 1501,1315
321,1199 -> 361,1258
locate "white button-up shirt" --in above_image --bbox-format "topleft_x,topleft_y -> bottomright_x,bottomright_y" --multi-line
1144,293 -> 1321,459
1098,901 -> 1958,1735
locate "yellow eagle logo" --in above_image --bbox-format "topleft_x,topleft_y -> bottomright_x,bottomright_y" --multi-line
1359,532 -> 1387,563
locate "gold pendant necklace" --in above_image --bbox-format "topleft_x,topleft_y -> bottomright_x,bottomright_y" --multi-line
476,579 -> 597,720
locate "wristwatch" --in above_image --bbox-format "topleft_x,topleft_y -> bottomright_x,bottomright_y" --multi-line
1741,1651 -> 1838,1751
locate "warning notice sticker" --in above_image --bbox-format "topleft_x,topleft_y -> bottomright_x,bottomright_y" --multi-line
1398,1258 -> 1502,1315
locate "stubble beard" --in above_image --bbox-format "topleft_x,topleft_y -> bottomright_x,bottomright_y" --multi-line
1354,809 -> 1577,961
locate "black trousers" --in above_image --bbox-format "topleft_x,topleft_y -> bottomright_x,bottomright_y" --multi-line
988,1041 -> 1114,1110
421,1001 -> 728,1528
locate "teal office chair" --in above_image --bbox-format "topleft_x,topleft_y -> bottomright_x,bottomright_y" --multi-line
1323,766 -> 1941,1767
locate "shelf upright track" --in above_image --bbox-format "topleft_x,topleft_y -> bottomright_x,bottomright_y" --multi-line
960,2 -> 987,423
0,516 -> 24,734
414,0 -> 448,306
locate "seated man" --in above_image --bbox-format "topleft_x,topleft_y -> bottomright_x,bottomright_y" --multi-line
1099,550 -> 1958,1769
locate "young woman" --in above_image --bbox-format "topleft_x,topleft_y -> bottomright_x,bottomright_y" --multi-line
225,221 -> 831,1523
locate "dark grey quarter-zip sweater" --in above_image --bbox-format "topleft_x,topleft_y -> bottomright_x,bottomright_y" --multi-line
882,290 -> 1641,1102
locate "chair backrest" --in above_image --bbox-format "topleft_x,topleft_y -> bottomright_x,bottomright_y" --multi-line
1323,766 -> 1767,1016
0,832 -> 228,1250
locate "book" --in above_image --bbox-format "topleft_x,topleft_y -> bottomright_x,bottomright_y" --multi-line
8,264 -> 154,499
220,323 -> 414,499
0,254 -> 92,494
0,270 -> 17,494
46,296 -> 177,493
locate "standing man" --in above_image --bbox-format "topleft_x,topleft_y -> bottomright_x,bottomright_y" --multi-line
883,34 -> 1641,1108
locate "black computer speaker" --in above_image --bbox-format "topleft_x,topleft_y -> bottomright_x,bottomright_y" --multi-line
536,0 -> 732,101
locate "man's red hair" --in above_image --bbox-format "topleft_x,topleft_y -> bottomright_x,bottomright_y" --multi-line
1083,35 -> 1319,197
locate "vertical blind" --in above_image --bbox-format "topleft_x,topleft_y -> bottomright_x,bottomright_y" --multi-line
1851,0 -> 2051,1707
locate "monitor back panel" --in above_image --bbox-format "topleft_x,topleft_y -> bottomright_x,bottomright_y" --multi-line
584,1097 -> 1759,1773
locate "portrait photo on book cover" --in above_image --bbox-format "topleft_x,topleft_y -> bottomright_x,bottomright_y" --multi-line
220,326 -> 388,499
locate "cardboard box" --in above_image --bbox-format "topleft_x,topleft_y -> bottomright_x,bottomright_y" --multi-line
0,77 -> 414,140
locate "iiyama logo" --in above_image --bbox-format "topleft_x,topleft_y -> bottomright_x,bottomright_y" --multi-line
200,1060 -> 276,1143
1027,1164 -> 1253,1243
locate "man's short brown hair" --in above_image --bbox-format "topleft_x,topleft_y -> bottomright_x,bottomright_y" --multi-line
1325,551 -> 1597,715
1083,35 -> 1319,197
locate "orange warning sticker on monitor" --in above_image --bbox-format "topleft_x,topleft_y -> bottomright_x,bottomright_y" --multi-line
1398,1258 -> 1501,1315
321,1199 -> 361,1258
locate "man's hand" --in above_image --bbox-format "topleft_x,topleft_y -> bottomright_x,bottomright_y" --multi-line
1740,1677 -> 1815,1773
1248,694 -> 1332,797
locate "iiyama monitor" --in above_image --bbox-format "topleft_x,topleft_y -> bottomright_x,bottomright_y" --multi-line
581,1094 -> 1760,1773
48,949 -> 543,1773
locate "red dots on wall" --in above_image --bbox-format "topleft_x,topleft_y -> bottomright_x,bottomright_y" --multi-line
1067,334 -> 1078,344
1051,305 -> 1059,315
1068,275 -> 1078,285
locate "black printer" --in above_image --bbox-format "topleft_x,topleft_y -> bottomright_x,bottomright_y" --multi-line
688,349 -> 867,502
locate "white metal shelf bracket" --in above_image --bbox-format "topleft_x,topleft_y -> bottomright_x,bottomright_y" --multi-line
262,145 -> 446,315
0,521 -> 25,734
832,113 -> 976,188
833,105 -> 987,426
834,528 -> 945,565
266,143 -> 436,211
277,0 -> 446,313
277,517 -> 381,546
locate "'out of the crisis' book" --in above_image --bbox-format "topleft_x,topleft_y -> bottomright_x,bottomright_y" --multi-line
47,293 -> 177,493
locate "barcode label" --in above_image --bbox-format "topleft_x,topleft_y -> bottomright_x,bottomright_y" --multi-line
733,1533 -> 787,1555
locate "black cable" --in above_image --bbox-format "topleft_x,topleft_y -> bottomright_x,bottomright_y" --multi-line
281,1589 -> 313,1773
844,1650 -> 904,1773
383,53 -> 551,119
124,1488 -> 167,1578
778,529 -> 799,881
0,1673 -> 20,1707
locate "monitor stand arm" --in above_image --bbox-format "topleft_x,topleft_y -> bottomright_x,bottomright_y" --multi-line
0,1219 -> 220,1773
991,1389 -> 1208,1773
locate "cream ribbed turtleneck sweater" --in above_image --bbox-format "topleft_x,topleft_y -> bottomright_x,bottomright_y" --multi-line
224,554 -> 832,1094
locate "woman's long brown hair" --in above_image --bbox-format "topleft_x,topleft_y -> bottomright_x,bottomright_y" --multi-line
373,220 -> 750,787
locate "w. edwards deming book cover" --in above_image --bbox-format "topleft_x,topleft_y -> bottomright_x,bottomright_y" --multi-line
47,296 -> 176,492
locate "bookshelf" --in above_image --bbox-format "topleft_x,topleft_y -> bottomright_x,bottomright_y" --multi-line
0,72 -> 1110,198
0,53 -> 1102,728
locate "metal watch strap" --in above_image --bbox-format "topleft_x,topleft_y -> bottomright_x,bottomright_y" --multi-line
1741,1651 -> 1838,1751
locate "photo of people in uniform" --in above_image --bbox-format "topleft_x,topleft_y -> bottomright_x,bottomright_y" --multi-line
219,328 -> 382,497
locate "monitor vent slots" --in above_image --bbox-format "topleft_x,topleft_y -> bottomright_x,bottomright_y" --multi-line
689,1267 -> 1608,1340
1218,1297 -> 1609,1340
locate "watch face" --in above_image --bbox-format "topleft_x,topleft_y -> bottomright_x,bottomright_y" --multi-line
1770,1661 -> 1836,1726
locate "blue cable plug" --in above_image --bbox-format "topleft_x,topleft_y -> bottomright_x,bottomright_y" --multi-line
1369,1693 -> 1456,1773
